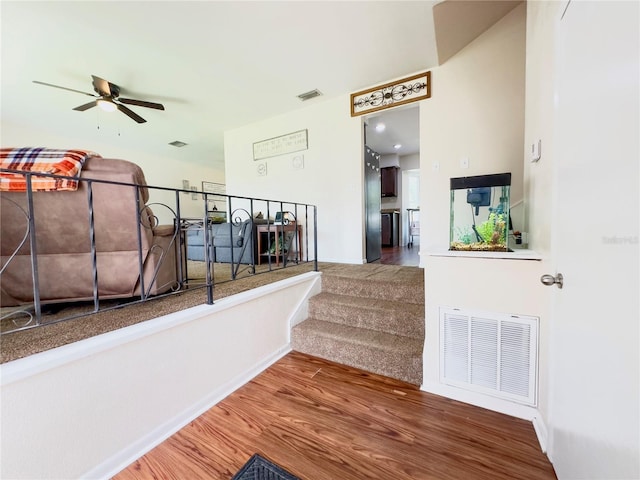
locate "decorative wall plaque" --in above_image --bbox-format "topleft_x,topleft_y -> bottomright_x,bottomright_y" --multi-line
350,71 -> 431,117
253,129 -> 308,160
201,181 -> 225,195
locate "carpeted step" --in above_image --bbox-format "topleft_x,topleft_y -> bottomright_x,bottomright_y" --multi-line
321,272 -> 424,305
308,292 -> 424,338
291,318 -> 423,385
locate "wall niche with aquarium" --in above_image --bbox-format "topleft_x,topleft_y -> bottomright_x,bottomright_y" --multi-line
449,173 -> 513,252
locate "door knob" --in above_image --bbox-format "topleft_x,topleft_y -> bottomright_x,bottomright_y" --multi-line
540,273 -> 563,289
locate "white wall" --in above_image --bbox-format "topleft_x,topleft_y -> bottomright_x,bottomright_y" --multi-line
224,96 -> 364,263
420,3 -> 539,414
420,3 -> 526,252
1,121 -> 223,223
0,273 -> 320,479
522,0 -> 563,453
542,1 -> 640,478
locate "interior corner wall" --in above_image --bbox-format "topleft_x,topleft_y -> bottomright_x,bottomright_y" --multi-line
420,4 -> 533,397
0,121 -> 224,223
420,3 -> 526,252
223,95 -> 364,264
522,0 -> 564,447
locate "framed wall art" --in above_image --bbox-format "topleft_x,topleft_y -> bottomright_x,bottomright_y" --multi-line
253,129 -> 308,161
350,71 -> 431,117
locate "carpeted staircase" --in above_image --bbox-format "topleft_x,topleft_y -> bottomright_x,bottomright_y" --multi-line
291,264 -> 425,385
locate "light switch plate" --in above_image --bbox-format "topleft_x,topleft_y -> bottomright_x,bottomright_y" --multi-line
531,139 -> 542,162
460,157 -> 469,169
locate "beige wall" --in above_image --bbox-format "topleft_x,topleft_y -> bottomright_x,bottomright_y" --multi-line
224,95 -> 365,263
420,4 -> 541,414
420,4 -> 526,253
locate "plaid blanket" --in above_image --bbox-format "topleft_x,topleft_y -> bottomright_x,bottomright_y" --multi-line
0,147 -> 100,192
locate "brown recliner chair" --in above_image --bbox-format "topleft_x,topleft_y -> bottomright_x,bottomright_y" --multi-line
0,157 -> 179,306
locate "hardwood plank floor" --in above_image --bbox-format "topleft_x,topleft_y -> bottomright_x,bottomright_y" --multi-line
114,352 -> 556,480
379,245 -> 420,266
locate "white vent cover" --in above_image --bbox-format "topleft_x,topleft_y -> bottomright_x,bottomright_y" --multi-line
440,307 -> 538,406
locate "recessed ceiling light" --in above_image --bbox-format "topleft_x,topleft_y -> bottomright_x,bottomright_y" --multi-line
169,140 -> 188,147
375,123 -> 386,132
394,143 -> 402,149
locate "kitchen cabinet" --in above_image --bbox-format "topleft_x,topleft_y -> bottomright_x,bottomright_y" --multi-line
381,167 -> 399,197
381,211 -> 399,247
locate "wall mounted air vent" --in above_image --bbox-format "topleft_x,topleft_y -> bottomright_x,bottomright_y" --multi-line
297,89 -> 322,101
440,307 -> 539,406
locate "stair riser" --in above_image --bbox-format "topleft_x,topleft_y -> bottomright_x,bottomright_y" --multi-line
308,300 -> 424,338
292,330 -> 422,385
322,276 -> 424,305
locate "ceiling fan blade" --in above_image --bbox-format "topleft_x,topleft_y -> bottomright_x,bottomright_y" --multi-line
117,103 -> 146,123
91,75 -> 111,96
33,80 -> 96,97
119,98 -> 165,110
73,101 -> 97,111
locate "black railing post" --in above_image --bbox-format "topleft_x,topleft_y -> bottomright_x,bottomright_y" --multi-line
249,198 -> 256,271
134,187 -> 147,300
202,193 -> 214,305
228,196 -> 235,280
25,174 -> 42,323
86,180 -> 100,312
314,205 -> 318,272
266,201 -> 272,270
175,190 -> 185,288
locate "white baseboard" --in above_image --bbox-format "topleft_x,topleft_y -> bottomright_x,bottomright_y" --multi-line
85,345 -> 291,480
421,380 -> 538,421
532,414 -> 549,453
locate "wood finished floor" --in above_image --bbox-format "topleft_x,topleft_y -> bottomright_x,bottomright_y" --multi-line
114,352 -> 556,480
379,245 -> 420,266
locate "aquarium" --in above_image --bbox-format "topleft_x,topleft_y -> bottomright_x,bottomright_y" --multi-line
449,173 -> 512,252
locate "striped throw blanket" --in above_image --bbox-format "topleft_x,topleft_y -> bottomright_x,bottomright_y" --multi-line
0,147 -> 100,192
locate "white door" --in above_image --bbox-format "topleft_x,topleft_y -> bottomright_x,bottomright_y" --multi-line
548,1 -> 639,478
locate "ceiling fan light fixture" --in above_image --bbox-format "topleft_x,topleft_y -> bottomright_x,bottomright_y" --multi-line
394,143 -> 402,149
97,98 -> 117,112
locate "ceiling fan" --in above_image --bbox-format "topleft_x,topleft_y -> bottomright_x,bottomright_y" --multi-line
33,75 -> 165,123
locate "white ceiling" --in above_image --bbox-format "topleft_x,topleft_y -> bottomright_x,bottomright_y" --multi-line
365,105 -> 421,156
1,1 -> 440,169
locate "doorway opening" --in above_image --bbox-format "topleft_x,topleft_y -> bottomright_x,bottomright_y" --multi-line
363,104 -> 421,266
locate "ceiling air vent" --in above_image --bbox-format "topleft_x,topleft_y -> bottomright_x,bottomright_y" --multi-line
297,89 -> 322,101
169,140 -> 188,147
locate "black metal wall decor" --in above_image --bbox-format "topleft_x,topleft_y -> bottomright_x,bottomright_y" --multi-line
350,71 -> 431,117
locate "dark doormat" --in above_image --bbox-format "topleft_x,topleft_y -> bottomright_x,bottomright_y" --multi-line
231,453 -> 300,480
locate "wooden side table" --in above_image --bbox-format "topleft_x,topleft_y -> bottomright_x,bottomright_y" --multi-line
256,223 -> 303,266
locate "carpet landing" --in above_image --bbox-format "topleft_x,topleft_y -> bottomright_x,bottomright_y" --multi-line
292,263 -> 425,385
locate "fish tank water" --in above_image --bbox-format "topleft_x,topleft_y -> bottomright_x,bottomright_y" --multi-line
449,173 -> 512,252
